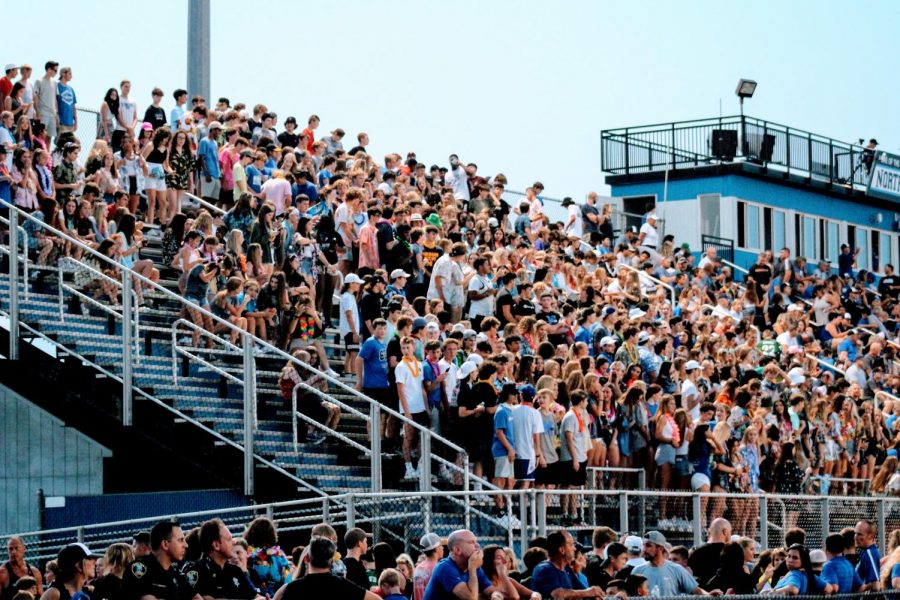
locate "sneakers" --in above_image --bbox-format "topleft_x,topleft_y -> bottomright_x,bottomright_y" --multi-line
438,464 -> 455,482
403,465 -> 417,480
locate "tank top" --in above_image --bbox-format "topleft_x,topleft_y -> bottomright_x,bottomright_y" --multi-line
146,147 -> 167,164
1,562 -> 34,600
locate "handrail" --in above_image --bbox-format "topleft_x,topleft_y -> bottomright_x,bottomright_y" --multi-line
807,354 -> 847,377
721,259 -> 749,275
184,191 -> 227,216
292,381 -> 370,453
1,199 -> 478,494
0,217 -> 28,297
852,326 -> 900,352
170,318 -> 243,385
0,316 -> 329,499
617,263 -> 676,305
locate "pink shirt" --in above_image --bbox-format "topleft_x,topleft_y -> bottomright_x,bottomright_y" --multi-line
413,560 -> 438,600
262,178 -> 292,215
358,222 -> 379,269
219,147 -> 237,189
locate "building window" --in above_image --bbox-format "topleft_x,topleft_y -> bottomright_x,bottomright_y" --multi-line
801,216 -> 817,261
773,210 -> 786,252
879,232 -> 892,272
746,204 -> 760,249
825,221 -> 839,263
857,228 -> 869,271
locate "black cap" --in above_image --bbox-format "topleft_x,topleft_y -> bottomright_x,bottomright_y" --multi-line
561,197 -> 575,207
450,246 -> 466,257
285,116 -> 297,126
57,543 -> 100,571
133,531 -> 151,544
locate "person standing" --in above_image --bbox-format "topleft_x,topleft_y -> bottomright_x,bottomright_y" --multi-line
280,538 -> 378,600
396,336 -> 428,481
32,61 -> 58,141
113,80 -> 138,153
427,243 -> 466,323
854,519 -> 881,591
170,89 -> 188,132
143,88 -> 167,131
197,121 -> 222,205
466,257 -> 496,332
413,534 -> 444,600
343,529 -> 371,592
0,537 -> 43,600
0,64 -> 17,108
563,197 -> 582,239
55,68 -> 77,138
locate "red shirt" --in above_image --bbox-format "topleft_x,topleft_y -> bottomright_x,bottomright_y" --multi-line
0,77 -> 13,105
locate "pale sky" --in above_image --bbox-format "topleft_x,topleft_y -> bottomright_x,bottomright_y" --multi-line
6,0 -> 899,200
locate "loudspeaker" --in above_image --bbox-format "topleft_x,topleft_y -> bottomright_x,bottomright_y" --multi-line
710,129 -> 737,161
759,133 -> 776,162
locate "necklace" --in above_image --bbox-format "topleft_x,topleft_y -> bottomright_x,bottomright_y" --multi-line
402,356 -> 420,377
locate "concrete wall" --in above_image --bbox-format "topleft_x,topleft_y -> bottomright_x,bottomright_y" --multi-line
0,384 -> 110,534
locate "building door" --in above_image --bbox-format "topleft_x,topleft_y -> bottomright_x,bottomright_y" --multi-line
699,194 -> 721,237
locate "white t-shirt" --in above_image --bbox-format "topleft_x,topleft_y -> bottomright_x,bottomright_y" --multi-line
510,405 -> 544,462
445,165 -> 470,202
117,97 -> 137,131
639,222 -> 659,248
559,409 -> 589,463
428,255 -> 464,307
395,358 -> 426,414
339,291 -> 358,337
565,204 -> 583,238
262,178 -> 292,215
334,202 -> 353,247
33,78 -> 57,118
467,274 -> 494,318
439,358 -> 458,407
682,379 -> 700,422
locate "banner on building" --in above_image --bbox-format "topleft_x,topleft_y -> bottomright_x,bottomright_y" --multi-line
868,151 -> 900,201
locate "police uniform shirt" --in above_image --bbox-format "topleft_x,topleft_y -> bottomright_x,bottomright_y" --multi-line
193,555 -> 258,600
122,554 -> 190,600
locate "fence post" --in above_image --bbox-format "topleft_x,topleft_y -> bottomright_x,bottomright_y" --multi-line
878,499 -> 886,552
8,215 -> 18,360
537,491 -> 547,538
619,492 -> 629,534
638,470 -> 647,535
122,270 -> 133,426
76,526 -> 84,543
692,495 -> 703,548
419,429 -> 432,490
820,497 -> 830,546
519,491 -> 529,558
759,495 -> 769,551
322,496 -> 330,522
242,333 -> 255,496
464,454 -> 471,531
370,403 -> 382,493
265,504 -> 274,521
346,495 -> 356,530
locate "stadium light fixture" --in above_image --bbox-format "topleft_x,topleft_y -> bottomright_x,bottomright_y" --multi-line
735,79 -> 757,99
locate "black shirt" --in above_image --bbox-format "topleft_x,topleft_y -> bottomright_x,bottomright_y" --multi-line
582,204 -> 600,235
281,573 -> 366,600
93,573 -> 124,600
513,298 -> 536,320
193,555 -> 258,600
688,542 -> 725,587
277,132 -> 300,149
537,310 -> 566,345
495,289 -> 515,327
343,557 -> 369,592
122,554 -> 191,600
359,292 -> 384,339
143,106 -> 167,130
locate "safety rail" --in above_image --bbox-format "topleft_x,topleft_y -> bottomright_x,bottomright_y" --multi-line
170,318 -> 243,385
1,199 -> 483,498
0,216 -> 28,297
10,488 -> 900,563
722,258 -> 749,276
184,191 -> 227,216
291,381 -> 370,455
617,262 -> 677,305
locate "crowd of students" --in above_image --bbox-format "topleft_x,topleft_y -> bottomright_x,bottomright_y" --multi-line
7,516 -> 900,600
5,59 -> 900,529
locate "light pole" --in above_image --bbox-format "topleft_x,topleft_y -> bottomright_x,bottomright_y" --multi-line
736,79 -> 757,157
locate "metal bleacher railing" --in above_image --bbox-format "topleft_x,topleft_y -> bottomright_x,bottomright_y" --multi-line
0,199 -> 493,503
9,487 -> 900,568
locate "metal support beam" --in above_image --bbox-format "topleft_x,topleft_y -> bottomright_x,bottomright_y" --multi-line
419,430 -> 432,491
8,218 -> 18,360
187,0 -> 211,101
242,333 -> 255,496
122,270 -> 133,426
370,403 -> 382,493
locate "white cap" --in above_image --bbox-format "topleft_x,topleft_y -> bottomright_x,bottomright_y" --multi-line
420,533 -> 443,552
451,323 -> 466,333
787,303 -> 803,312
810,549 -> 827,565
488,217 -> 499,228
647,213 -> 657,220
624,535 -> 643,553
685,360 -> 701,371
390,269 -> 410,280
463,329 -> 477,339
600,336 -> 617,347
629,307 -> 646,319
425,322 -> 440,332
207,120 -> 223,130
844,312 -> 852,320
466,354 -> 484,366
475,332 -> 488,343
458,361 -> 478,379
788,367 -> 806,385
4,64 -> 18,71
637,331 -> 650,343
344,274 -> 363,284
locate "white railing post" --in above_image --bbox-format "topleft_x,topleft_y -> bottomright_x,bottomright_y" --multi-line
242,333 -> 255,496
537,491 -> 547,538
692,494 -> 703,547
8,213 -> 18,360
820,497 -> 830,544
370,403 -> 382,493
419,429 -> 432,490
619,492 -> 629,534
292,384 -> 299,453
122,270 -> 133,426
878,498 -> 886,552
759,494 -> 769,550
346,495 -> 356,530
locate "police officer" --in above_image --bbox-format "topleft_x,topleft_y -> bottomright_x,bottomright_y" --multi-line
122,521 -> 198,600
193,519 -> 259,600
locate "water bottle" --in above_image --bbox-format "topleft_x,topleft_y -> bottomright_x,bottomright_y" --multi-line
651,585 -> 661,597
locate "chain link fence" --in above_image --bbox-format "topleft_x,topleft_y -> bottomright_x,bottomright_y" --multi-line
72,107 -> 101,163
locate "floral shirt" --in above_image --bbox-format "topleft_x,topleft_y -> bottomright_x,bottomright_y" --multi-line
247,545 -> 291,598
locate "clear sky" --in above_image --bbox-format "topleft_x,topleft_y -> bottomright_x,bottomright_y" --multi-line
6,0 -> 899,200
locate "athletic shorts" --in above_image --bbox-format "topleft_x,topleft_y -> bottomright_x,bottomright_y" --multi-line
363,387 -> 395,411
494,456 -> 513,479
562,460 -> 588,487
691,472 -> 711,490
535,461 -> 561,486
200,176 -> 221,201
410,411 -> 431,428
515,458 -> 536,481
343,332 -> 359,352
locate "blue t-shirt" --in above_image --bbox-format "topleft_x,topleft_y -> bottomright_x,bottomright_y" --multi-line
57,83 -> 77,126
491,404 -> 515,459
422,558 -> 491,600
890,563 -> 900,589
774,570 -> 828,594
246,164 -> 263,193
293,181 -> 319,203
358,337 -> 389,389
531,561 -> 584,598
423,360 -> 443,408
856,545 -> 882,585
821,556 -> 862,593
198,138 -> 221,178
837,337 -> 858,361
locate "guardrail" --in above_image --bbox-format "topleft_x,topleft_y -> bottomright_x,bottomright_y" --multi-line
617,262 -> 677,305
0,199 -> 483,499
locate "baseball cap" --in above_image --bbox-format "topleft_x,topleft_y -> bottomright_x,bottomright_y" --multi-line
602,306 -> 616,318
425,322 -> 440,332
207,121 -> 223,130
390,269 -> 410,280
685,360 -> 701,371
458,361 -> 478,379
284,116 -> 297,126
420,533 -> 443,552
628,307 -> 646,319
344,274 -> 363,284
462,329 -> 477,340
4,64 -> 18,71
788,367 -> 806,385
643,530 -> 668,548
810,549 -> 827,565
519,384 -> 537,403
637,331 -> 650,344
426,214 -> 443,228
57,543 -> 100,570
450,246 -> 466,257
141,122 -> 153,131
412,317 -> 428,332
600,336 -> 617,347
624,535 -> 643,553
